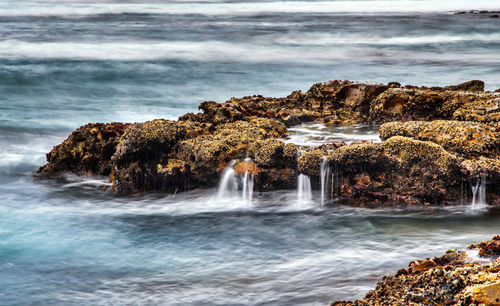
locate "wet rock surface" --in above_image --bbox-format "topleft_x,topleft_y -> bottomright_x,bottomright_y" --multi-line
379,120 -> 499,157
38,79 -> 500,205
39,122 -> 130,176
332,235 -> 500,306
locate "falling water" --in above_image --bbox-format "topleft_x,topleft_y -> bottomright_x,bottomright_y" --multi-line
320,157 -> 330,205
217,161 -> 254,203
242,171 -> 254,203
297,174 -> 312,202
217,161 -> 238,199
471,176 -> 487,208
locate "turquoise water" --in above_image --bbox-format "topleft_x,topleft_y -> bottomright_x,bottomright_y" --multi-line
1,1 -> 500,305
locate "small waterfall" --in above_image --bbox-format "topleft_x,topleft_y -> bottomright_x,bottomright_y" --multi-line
217,160 -> 254,203
471,176 -> 487,208
217,166 -> 238,199
241,171 -> 254,203
320,157 -> 330,205
297,174 -> 312,202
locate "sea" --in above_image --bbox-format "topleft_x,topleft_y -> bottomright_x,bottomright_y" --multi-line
1,0 -> 500,305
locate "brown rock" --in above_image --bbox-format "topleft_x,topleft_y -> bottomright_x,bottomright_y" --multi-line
468,282 -> 500,305
38,122 -> 130,176
443,80 -> 485,92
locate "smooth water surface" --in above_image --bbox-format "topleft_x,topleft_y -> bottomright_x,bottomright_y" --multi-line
1,0 -> 500,305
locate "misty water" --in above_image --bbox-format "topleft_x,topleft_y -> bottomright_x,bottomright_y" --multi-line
1,0 -> 500,305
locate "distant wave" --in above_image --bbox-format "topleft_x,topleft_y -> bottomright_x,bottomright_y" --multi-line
0,40 -> 349,62
1,37 -> 499,62
0,0 -> 499,17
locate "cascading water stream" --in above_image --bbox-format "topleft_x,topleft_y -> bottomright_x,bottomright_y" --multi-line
297,174 -> 312,202
471,176 -> 487,208
242,171 -> 254,203
217,166 -> 238,199
320,157 -> 329,205
217,160 -> 254,203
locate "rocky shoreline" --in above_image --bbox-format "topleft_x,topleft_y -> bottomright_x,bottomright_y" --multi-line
38,79 -> 499,206
332,235 -> 500,305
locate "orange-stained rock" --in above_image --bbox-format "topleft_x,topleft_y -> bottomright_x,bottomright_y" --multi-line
466,282 -> 500,306
234,160 -> 260,175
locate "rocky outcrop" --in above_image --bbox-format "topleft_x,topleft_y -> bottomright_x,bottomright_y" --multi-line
39,122 -> 130,176
112,118 -> 287,193
329,136 -> 463,205
332,236 -> 500,306
369,82 -> 497,124
379,120 -> 499,157
38,79 -> 500,205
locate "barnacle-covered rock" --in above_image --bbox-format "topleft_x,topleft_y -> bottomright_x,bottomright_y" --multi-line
175,120 -> 283,187
453,96 -> 500,123
113,119 -> 189,166
369,88 -> 444,123
110,119 -> 208,193
332,236 -> 500,306
379,120 -> 499,157
331,136 -> 463,205
297,148 -> 328,176
369,82 -> 496,124
468,235 -> 500,257
38,78 -> 500,200
38,122 -> 130,176
253,139 -> 285,168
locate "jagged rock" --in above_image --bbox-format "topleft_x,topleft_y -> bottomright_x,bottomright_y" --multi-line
369,84 -> 496,124
443,80 -> 485,92
297,149 -> 325,176
379,120 -> 499,157
38,122 -> 130,176
369,88 -> 445,123
300,80 -> 388,116
453,96 -> 500,122
37,78 -> 500,202
464,282 -> 500,305
468,235 -> 500,257
110,119 -> 208,193
252,139 -> 285,168
331,136 -> 463,205
173,119 -> 287,189
331,236 -> 500,306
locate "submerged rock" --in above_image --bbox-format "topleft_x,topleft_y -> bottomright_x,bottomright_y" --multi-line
332,235 -> 500,306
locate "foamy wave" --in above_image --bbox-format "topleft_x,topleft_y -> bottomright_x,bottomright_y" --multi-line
0,0 -> 499,17
276,32 -> 500,46
2,39 -> 500,63
0,40 -> 352,62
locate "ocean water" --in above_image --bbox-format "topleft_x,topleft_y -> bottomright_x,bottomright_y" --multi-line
1,1 -> 500,305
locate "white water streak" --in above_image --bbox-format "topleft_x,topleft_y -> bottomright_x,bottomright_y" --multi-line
217,166 -> 238,199
297,174 -> 312,202
217,162 -> 254,204
241,171 -> 254,203
320,157 -> 330,205
1,1 -> 500,17
471,176 -> 487,208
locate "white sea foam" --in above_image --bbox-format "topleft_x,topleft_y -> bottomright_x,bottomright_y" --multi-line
275,32 -> 500,46
2,38 -> 500,63
1,1 -> 500,17
0,39 -> 351,62
285,123 -> 381,147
